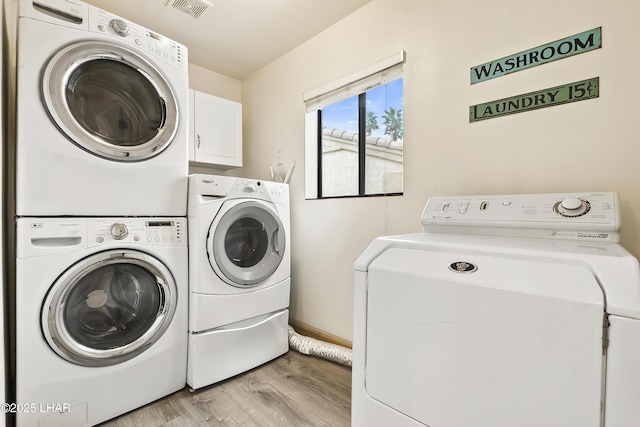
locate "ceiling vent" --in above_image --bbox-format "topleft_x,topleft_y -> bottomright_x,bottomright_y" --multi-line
167,0 -> 213,19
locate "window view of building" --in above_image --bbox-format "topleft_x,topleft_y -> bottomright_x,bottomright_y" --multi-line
319,78 -> 403,198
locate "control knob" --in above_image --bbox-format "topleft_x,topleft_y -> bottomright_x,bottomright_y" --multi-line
553,197 -> 591,217
109,19 -> 130,37
108,223 -> 129,240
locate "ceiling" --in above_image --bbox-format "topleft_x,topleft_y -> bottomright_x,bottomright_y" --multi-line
83,0 -> 373,80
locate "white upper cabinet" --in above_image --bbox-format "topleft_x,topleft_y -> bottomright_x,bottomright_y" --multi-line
189,89 -> 243,168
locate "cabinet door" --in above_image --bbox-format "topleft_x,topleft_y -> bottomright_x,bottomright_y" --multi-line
190,90 -> 242,168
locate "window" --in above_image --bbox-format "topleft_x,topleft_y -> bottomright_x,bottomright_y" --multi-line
320,79 -> 403,197
304,51 -> 405,199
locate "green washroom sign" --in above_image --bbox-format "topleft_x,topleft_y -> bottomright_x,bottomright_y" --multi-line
471,28 -> 602,84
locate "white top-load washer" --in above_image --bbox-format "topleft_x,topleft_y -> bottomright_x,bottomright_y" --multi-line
16,0 -> 188,216
187,174 -> 291,389
15,217 -> 188,427
353,192 -> 640,427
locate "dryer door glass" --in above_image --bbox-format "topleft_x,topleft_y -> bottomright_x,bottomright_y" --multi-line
42,250 -> 177,367
210,201 -> 286,287
65,60 -> 164,148
42,41 -> 179,162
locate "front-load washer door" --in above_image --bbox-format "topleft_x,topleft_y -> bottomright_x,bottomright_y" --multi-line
42,249 -> 177,367
207,199 -> 286,287
42,41 -> 179,161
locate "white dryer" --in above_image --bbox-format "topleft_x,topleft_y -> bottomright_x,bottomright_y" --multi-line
187,174 -> 290,390
16,0 -> 188,216
353,192 -> 640,427
15,217 -> 188,427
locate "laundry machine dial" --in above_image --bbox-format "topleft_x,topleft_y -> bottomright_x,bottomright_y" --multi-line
108,223 -> 129,240
553,197 -> 591,217
109,19 -> 130,37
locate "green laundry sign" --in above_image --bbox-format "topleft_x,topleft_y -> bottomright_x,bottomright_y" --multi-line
470,28 -> 602,84
469,77 -> 599,122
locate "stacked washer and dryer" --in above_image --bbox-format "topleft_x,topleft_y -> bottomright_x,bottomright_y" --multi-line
13,0 -> 189,426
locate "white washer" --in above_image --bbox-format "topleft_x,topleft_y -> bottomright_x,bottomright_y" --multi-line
16,0 -> 188,216
353,192 -> 640,427
15,217 -> 188,427
187,174 -> 290,390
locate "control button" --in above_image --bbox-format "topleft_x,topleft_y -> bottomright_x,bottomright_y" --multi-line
97,24 -> 106,32
135,39 -> 142,46
459,202 -> 469,214
109,19 -> 130,37
441,202 -> 450,212
134,235 -> 140,241
108,223 -> 128,240
553,198 -> 591,217
96,236 -> 104,243
502,201 -> 511,206
147,237 -> 152,242
561,197 -> 583,210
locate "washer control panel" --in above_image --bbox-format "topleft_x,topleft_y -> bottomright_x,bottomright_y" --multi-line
88,218 -> 186,247
422,192 -> 620,242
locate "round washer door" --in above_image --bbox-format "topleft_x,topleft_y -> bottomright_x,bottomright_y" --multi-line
42,249 -> 177,367
42,41 -> 179,161
207,200 -> 286,287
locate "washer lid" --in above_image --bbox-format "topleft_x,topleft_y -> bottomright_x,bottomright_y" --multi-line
356,232 -> 640,319
365,246 -> 604,426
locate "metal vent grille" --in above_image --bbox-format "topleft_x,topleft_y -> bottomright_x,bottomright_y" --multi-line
167,0 -> 212,19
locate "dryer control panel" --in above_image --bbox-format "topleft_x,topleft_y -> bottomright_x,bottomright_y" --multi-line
89,5 -> 188,71
421,192 -> 620,242
21,0 -> 188,71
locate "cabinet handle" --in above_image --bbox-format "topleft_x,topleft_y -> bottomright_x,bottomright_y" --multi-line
197,134 -> 201,148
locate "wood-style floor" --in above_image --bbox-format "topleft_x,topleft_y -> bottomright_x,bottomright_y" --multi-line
98,351 -> 352,427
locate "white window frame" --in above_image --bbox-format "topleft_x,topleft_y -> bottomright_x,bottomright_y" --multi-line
303,50 -> 405,199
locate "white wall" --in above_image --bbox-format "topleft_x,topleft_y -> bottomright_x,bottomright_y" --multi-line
189,62 -> 241,103
239,0 -> 640,341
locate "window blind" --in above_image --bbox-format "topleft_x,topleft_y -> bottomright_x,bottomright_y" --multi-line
303,50 -> 405,113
